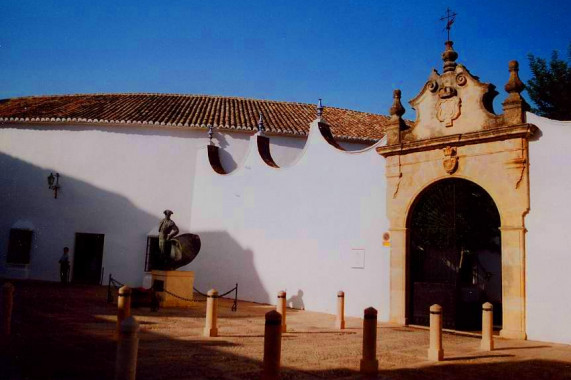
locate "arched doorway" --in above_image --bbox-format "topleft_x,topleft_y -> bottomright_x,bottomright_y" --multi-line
407,178 -> 502,331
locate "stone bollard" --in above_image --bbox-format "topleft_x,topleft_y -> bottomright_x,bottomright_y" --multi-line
359,307 -> 379,376
428,304 -> 444,361
481,302 -> 494,351
276,291 -> 287,333
335,291 -> 345,329
1,283 -> 15,338
117,286 -> 132,337
203,289 -> 219,337
114,316 -> 140,380
262,310 -> 282,380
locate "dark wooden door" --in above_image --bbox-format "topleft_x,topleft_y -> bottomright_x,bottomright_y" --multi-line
73,233 -> 104,284
408,179 -> 501,330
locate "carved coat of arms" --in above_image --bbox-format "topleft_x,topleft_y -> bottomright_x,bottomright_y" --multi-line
442,146 -> 458,174
436,97 -> 461,127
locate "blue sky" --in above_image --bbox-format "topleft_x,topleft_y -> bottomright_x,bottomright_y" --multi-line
1,0 -> 569,115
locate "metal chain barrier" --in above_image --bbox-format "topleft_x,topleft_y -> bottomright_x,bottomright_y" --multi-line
107,274 -> 125,303
162,288 -> 197,302
108,274 -> 238,311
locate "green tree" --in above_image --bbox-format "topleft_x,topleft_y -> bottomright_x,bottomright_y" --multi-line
526,44 -> 571,120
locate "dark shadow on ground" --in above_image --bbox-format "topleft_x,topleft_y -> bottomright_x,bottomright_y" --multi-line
1,281 -> 571,380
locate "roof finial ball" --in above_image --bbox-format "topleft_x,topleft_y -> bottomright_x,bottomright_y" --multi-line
316,98 -> 324,120
442,40 -> 458,73
502,60 -> 528,125
389,89 -> 405,119
257,112 -> 265,135
505,60 -> 525,95
440,8 -> 458,73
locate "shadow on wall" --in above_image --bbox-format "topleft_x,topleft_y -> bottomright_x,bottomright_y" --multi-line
287,289 -> 305,310
0,152 -> 160,284
187,230 -> 269,305
213,132 -> 239,172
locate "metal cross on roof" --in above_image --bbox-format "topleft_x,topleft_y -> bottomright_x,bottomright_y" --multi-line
440,8 -> 457,41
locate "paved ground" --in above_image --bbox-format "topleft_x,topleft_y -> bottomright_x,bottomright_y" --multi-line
1,280 -> 571,379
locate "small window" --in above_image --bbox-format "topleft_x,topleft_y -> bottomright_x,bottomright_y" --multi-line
144,236 -> 160,272
7,229 -> 33,265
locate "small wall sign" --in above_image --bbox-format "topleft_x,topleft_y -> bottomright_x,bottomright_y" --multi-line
351,249 -> 365,269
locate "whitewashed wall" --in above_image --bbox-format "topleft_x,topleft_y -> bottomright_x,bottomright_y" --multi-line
188,120 -> 391,320
526,113 -> 571,345
0,123 -> 308,284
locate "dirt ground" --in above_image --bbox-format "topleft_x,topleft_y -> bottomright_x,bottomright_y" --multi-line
1,281 -> 571,379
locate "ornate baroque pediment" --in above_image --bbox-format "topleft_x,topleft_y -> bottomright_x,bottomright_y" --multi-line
405,41 -> 502,142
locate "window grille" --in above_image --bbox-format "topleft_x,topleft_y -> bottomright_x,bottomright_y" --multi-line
144,236 -> 160,272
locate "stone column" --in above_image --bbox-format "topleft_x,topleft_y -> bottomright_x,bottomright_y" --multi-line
203,289 -> 219,337
276,291 -> 287,333
1,283 -> 15,338
114,316 -> 140,380
335,291 -> 345,329
428,304 -> 443,361
481,302 -> 494,351
262,310 -> 282,380
359,307 -> 379,376
117,286 -> 132,336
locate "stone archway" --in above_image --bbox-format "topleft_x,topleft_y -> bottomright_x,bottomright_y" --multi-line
407,178 -> 502,331
376,42 -> 535,339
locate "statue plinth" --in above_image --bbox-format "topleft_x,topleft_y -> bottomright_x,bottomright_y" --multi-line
151,270 -> 195,308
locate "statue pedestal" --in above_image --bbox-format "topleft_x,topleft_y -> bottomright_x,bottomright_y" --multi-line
151,270 -> 195,308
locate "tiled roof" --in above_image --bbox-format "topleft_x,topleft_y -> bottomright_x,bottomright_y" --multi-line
0,93 -> 390,143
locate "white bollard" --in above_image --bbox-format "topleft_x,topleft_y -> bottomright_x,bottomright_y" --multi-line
117,286 -> 132,337
262,310 -> 282,380
359,307 -> 379,376
203,289 -> 219,337
428,304 -> 444,361
276,291 -> 287,333
481,302 -> 494,351
335,291 -> 345,330
114,316 -> 140,380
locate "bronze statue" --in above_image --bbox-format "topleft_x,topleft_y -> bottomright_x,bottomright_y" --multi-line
155,210 -> 201,271
159,210 -> 179,256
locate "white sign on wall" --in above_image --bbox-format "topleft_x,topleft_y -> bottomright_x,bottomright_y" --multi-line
351,249 -> 365,269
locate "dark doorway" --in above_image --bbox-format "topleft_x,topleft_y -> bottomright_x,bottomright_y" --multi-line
407,178 -> 501,331
73,233 -> 104,284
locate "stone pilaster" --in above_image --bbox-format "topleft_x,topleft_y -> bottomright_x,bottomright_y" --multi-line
499,225 -> 527,340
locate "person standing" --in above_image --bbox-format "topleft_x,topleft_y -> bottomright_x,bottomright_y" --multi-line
59,247 -> 70,284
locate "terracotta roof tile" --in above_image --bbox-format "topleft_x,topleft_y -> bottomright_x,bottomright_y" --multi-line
0,93 -> 394,143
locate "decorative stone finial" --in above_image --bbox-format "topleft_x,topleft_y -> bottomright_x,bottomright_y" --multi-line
502,60 -> 528,125
316,98 -> 324,119
389,89 -> 405,119
208,125 -> 214,145
442,40 -> 458,73
505,60 -> 525,94
257,112 -> 265,135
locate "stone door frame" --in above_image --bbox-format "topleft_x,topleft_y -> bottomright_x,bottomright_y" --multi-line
379,126 -> 535,340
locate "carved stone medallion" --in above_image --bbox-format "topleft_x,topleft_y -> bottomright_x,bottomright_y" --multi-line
442,146 -> 458,174
436,97 -> 461,127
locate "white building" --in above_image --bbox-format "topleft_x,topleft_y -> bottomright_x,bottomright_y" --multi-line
1,43 -> 570,345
